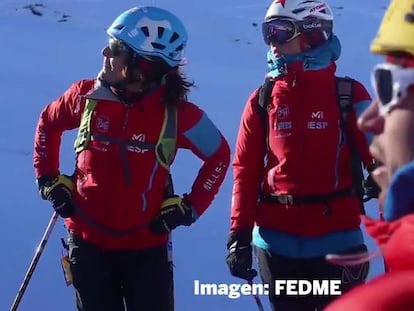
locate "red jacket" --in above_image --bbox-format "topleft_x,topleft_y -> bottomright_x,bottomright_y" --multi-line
231,62 -> 373,236
325,207 -> 414,310
34,79 -> 230,249
364,214 -> 414,271
325,271 -> 414,311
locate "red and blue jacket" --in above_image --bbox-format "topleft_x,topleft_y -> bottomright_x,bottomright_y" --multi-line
34,79 -> 230,249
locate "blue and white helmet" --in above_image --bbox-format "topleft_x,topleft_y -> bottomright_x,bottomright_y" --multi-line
107,6 -> 188,67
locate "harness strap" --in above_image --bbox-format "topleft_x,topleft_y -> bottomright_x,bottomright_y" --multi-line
74,205 -> 152,236
91,133 -> 157,185
260,188 -> 354,205
91,133 -> 156,149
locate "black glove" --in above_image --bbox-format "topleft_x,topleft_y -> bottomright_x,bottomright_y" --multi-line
37,175 -> 76,218
226,230 -> 258,281
363,173 -> 381,201
363,162 -> 381,202
150,195 -> 196,234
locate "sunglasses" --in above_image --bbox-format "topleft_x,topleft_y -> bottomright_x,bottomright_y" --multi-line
262,18 -> 332,45
108,38 -> 131,57
371,63 -> 414,116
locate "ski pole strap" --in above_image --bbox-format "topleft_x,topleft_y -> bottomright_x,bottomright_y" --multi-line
260,187 -> 354,205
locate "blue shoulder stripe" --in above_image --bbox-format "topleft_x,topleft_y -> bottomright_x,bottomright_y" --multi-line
184,112 -> 222,158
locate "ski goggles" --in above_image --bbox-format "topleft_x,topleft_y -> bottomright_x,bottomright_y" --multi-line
371,63 -> 414,116
262,18 -> 332,45
108,38 -> 131,57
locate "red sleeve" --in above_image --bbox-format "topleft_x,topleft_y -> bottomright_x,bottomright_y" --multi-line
176,103 -> 231,217
325,270 -> 414,311
351,79 -> 375,169
33,79 -> 94,178
230,90 -> 267,232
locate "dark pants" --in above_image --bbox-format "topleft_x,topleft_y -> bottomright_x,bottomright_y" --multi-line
256,244 -> 369,311
67,232 -> 172,311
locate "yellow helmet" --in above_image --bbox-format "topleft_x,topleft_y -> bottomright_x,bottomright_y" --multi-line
371,0 -> 414,55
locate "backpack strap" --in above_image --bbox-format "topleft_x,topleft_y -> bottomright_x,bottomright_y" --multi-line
336,77 -> 366,214
74,99 -> 177,172
156,104 -> 178,171
256,79 -> 275,151
336,77 -> 354,136
74,99 -> 97,153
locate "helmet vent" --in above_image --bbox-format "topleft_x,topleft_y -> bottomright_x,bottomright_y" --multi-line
292,8 -> 306,14
151,42 -> 166,50
175,44 -> 184,52
114,25 -> 125,31
158,26 -> 165,38
140,26 -> 150,37
169,32 -> 179,43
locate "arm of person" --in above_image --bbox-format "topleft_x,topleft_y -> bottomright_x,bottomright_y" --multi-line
176,103 -> 231,218
33,79 -> 93,178
230,90 -> 267,234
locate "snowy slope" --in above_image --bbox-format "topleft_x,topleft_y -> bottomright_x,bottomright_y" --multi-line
1,1 -> 389,310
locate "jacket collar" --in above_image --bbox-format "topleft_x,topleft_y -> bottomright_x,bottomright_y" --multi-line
86,79 -> 165,108
267,35 -> 341,80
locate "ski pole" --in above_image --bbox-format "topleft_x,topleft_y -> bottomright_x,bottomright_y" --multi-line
167,234 -> 174,311
10,212 -> 59,311
165,174 -> 175,311
248,280 -> 265,311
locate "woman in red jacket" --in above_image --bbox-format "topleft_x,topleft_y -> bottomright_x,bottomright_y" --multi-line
33,6 -> 230,311
226,1 -> 377,310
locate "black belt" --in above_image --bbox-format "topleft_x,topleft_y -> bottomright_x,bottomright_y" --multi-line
259,188 -> 355,205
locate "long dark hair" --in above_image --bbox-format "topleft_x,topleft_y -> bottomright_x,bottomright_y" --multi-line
162,66 -> 194,106
128,54 -> 194,105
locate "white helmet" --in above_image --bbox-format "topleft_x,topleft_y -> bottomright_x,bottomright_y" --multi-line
265,0 -> 334,22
